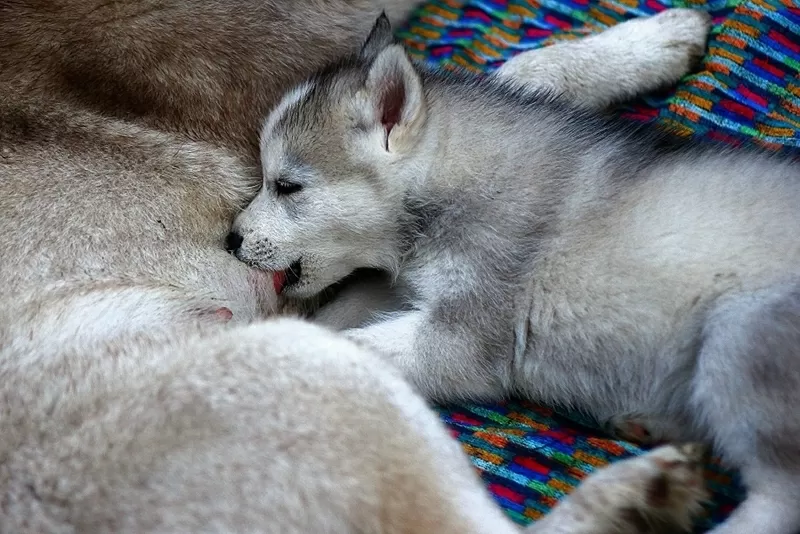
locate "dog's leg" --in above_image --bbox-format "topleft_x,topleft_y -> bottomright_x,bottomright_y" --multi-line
493,8 -> 711,110
689,282 -> 800,534
311,271 -> 405,331
528,443 -> 708,534
345,308 -> 510,401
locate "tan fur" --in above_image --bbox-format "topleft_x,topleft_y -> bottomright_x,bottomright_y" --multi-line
0,305 -> 707,533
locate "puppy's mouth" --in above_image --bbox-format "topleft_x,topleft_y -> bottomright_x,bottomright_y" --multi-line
272,259 -> 302,295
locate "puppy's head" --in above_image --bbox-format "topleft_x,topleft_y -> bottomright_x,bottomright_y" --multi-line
230,15 -> 429,298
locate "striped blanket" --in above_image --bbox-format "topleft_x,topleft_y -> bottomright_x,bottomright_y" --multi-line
397,1 -> 800,530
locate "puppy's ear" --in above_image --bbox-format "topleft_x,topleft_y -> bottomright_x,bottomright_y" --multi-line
364,44 -> 425,153
359,12 -> 395,63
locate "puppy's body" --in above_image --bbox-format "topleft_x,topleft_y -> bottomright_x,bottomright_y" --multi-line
233,14 -> 800,534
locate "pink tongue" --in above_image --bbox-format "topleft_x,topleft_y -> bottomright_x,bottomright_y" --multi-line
273,271 -> 288,294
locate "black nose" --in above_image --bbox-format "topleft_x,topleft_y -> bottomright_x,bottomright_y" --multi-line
225,231 -> 243,253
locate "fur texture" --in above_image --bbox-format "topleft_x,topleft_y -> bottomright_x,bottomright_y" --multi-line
0,0 -> 426,324
232,11 -> 800,534
0,304 -> 708,533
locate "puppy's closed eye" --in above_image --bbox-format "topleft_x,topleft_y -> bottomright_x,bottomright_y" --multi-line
275,180 -> 302,195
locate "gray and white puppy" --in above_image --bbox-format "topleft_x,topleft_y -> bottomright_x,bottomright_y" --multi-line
231,14 -> 800,534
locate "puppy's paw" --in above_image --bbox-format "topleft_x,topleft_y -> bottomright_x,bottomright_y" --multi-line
651,8 -> 712,70
606,8 -> 712,86
637,443 -> 709,530
583,443 -> 709,532
493,8 -> 712,111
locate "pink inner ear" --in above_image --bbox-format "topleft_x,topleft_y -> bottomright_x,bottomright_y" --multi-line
380,78 -> 405,147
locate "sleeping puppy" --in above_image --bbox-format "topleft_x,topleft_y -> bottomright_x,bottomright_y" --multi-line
233,9 -> 800,534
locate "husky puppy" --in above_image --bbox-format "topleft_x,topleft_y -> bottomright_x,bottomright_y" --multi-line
231,13 -> 800,534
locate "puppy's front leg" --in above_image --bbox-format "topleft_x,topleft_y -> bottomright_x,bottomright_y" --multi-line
345,309 -> 508,402
493,8 -> 711,110
311,271 -> 405,331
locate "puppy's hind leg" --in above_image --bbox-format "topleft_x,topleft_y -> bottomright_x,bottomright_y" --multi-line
690,282 -> 800,534
493,8 -> 712,110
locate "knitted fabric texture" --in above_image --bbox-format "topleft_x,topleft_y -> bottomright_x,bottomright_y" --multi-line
399,0 -> 800,153
397,0 -> 800,530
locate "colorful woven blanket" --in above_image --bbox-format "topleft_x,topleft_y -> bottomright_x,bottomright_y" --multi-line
397,1 -> 800,531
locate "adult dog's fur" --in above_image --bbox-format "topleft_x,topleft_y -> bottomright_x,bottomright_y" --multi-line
1,298 -> 708,533
2,2 -> 714,532
231,10 -> 800,534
